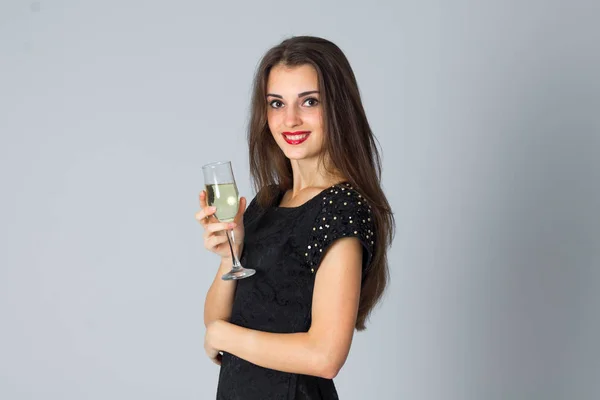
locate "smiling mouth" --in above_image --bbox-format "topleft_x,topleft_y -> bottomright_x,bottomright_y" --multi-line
282,131 -> 311,145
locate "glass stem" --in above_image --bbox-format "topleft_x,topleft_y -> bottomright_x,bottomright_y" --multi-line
225,229 -> 242,269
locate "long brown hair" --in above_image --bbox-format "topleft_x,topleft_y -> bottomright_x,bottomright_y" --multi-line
247,36 -> 395,331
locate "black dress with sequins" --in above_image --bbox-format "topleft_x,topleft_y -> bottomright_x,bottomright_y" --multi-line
216,182 -> 375,400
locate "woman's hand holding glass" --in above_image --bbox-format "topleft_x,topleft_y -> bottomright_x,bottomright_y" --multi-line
196,191 -> 247,260
199,160 -> 255,280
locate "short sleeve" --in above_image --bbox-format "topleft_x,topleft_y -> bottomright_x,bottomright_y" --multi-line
305,183 -> 375,274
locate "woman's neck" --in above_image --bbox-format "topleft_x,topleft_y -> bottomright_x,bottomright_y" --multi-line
288,156 -> 346,194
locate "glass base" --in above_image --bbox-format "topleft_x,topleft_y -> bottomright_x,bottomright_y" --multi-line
221,267 -> 256,281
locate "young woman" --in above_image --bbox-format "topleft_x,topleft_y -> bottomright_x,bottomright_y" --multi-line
196,36 -> 394,400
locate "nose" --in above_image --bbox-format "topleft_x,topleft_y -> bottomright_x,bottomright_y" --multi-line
284,105 -> 302,128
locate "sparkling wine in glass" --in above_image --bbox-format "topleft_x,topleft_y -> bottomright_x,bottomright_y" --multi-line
202,161 -> 255,280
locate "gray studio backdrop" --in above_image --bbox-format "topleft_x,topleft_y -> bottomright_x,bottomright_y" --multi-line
1,1 -> 598,399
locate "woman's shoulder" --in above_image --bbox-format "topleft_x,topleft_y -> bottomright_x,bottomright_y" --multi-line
323,182 -> 371,210
308,182 -> 374,231
305,182 -> 376,272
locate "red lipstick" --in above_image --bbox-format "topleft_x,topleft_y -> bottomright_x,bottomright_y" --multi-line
282,131 -> 311,145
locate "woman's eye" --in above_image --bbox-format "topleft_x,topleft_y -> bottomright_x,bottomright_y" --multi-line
303,98 -> 320,107
269,100 -> 284,109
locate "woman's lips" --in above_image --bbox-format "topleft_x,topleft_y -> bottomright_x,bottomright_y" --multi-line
282,131 -> 311,145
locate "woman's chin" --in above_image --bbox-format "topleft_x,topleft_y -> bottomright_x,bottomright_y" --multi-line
283,151 -> 317,162
279,147 -> 306,159
276,144 -> 323,162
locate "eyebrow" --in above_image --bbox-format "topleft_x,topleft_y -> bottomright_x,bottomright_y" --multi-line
266,90 -> 320,99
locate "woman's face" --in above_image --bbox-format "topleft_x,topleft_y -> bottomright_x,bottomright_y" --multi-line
266,64 -> 324,162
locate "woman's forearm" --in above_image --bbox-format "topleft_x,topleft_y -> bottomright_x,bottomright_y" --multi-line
212,321 -> 338,379
203,258 -> 237,327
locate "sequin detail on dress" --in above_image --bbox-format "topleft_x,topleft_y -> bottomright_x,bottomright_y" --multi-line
305,182 -> 375,273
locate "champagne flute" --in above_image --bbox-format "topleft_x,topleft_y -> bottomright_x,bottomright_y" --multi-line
202,161 -> 255,280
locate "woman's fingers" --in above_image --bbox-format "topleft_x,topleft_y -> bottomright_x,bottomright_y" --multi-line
199,190 -> 208,208
203,223 -> 236,240
195,206 -> 217,224
197,191 -> 217,221
197,190 -> 242,256
205,222 -> 236,234
205,234 -> 228,248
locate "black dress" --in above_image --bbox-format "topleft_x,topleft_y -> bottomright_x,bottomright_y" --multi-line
216,182 -> 375,400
